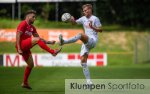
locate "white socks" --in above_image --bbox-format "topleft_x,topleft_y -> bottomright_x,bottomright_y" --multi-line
81,63 -> 92,84
64,33 -> 81,44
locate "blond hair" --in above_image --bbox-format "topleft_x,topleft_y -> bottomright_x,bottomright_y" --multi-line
82,4 -> 92,10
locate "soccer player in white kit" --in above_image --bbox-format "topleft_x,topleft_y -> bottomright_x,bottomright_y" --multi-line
59,4 -> 102,84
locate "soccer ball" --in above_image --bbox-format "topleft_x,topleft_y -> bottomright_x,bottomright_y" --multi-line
61,13 -> 71,22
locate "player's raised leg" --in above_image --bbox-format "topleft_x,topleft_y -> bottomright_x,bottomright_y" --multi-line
21,54 -> 34,89
59,33 -> 88,45
32,37 -> 61,56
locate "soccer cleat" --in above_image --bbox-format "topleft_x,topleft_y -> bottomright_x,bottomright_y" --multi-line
21,82 -> 32,90
87,80 -> 93,85
86,80 -> 93,91
52,47 -> 62,56
59,34 -> 64,46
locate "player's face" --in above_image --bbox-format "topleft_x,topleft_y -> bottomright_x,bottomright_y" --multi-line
83,7 -> 92,17
28,13 -> 36,24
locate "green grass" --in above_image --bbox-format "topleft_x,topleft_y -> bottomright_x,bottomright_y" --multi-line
0,66 -> 150,94
0,18 -> 149,31
0,18 -> 82,29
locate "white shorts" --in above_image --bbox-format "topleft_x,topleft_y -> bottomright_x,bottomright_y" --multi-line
80,36 -> 97,56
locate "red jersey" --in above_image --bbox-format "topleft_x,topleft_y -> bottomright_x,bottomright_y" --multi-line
17,20 -> 37,42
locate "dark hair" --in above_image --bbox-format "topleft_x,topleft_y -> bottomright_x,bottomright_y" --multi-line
25,10 -> 36,16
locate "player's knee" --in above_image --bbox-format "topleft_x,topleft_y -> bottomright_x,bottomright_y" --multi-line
30,63 -> 34,68
78,33 -> 82,37
32,37 -> 40,43
80,54 -> 88,63
79,33 -> 88,43
28,62 -> 34,68
81,58 -> 86,63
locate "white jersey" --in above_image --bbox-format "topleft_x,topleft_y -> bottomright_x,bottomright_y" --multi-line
76,15 -> 102,56
76,15 -> 102,42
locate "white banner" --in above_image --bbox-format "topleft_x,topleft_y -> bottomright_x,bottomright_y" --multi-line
65,79 -> 150,94
0,0 -> 16,3
3,53 -> 107,67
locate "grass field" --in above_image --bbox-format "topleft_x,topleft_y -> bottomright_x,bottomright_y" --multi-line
0,65 -> 150,94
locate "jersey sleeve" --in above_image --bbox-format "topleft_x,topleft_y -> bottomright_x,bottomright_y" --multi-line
76,17 -> 83,24
17,21 -> 26,33
94,17 -> 102,27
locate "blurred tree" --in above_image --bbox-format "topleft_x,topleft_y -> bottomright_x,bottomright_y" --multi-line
0,4 -> 12,18
96,0 -> 150,27
21,4 -> 31,19
41,3 -> 55,21
0,0 -> 149,28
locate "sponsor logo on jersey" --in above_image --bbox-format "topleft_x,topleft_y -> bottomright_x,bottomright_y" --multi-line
25,31 -> 32,36
30,28 -> 33,31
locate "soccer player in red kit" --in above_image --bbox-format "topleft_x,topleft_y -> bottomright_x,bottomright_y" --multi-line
16,10 -> 61,89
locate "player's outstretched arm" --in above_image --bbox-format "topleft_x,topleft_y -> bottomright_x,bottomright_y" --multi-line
46,40 -> 56,45
69,16 -> 77,25
40,38 -> 56,45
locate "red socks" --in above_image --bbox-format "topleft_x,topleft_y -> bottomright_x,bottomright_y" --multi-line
37,40 -> 54,54
24,66 -> 32,84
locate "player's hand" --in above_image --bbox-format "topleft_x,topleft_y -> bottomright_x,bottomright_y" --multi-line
69,16 -> 75,22
89,21 -> 93,29
18,49 -> 23,55
47,40 -> 56,45
50,40 -> 56,45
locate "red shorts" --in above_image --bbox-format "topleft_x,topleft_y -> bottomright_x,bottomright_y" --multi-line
16,38 -> 33,61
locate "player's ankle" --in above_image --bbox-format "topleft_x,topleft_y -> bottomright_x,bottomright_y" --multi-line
50,49 -> 55,54
23,81 -> 28,84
